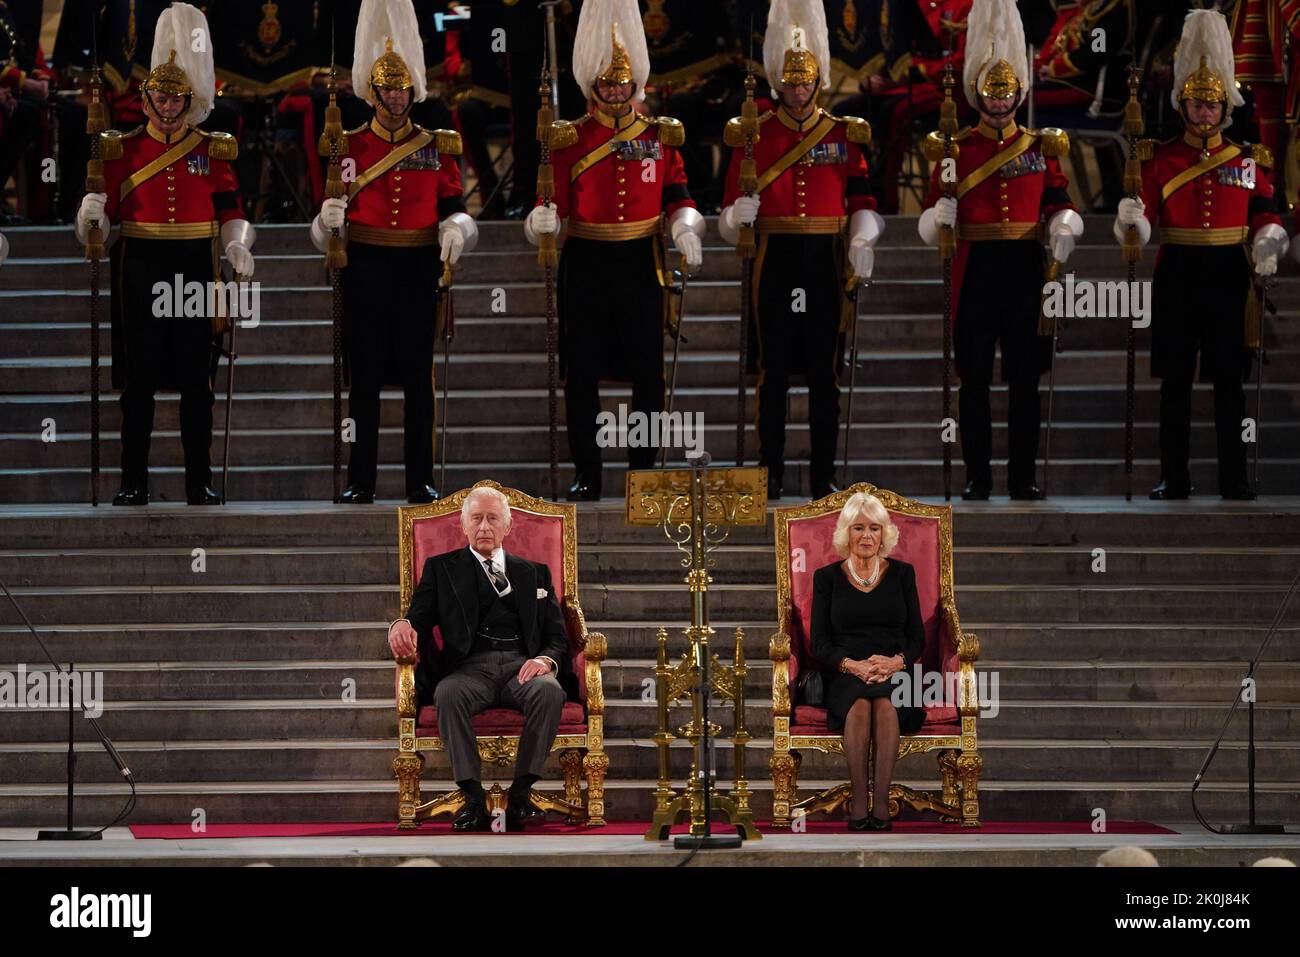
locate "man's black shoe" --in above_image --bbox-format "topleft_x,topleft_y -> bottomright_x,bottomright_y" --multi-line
1221,482 -> 1257,501
961,479 -> 991,501
112,486 -> 149,506
1148,480 -> 1191,501
811,480 -> 840,500
567,474 -> 601,501
506,798 -> 546,831
451,801 -> 490,832
1008,483 -> 1045,501
338,486 -> 375,504
407,483 -> 440,504
186,485 -> 222,506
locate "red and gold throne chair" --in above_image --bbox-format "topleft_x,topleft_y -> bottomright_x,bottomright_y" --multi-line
391,481 -> 608,827
769,483 -> 983,828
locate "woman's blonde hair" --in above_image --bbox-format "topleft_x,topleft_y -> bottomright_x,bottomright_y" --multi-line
831,492 -> 899,559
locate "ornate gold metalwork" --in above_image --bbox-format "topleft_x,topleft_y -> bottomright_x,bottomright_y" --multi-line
1179,55 -> 1227,104
769,482 -> 982,828
143,50 -> 192,98
370,38 -> 413,90
978,57 -> 1020,100
635,465 -> 764,841
392,481 -> 606,826
599,25 -> 633,84
781,47 -> 818,86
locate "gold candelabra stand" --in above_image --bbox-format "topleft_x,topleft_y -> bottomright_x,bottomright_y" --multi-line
625,458 -> 767,844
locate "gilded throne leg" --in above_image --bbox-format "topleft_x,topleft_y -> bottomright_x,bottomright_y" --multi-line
957,752 -> 983,828
560,749 -> 583,823
392,752 -> 426,829
583,752 -> 609,827
769,751 -> 798,828
938,749 -> 960,823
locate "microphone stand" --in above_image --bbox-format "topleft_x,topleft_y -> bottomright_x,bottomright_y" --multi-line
1191,562 -> 1298,835
0,579 -> 135,840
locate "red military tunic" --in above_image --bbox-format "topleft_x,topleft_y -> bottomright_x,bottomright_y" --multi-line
1138,132 -> 1281,252
100,124 -> 244,238
542,107 -> 695,240
922,120 -> 1075,321
343,117 -> 465,246
721,107 -> 875,233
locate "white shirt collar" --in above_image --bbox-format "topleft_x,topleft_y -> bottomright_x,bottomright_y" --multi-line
472,545 -> 506,572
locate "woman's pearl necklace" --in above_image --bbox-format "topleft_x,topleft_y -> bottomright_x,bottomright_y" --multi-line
847,554 -> 881,588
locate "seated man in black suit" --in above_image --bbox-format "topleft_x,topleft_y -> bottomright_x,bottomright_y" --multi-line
387,486 -> 569,831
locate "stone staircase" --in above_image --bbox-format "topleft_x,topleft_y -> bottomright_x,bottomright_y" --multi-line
0,502 -> 1298,828
2,216 -> 1298,503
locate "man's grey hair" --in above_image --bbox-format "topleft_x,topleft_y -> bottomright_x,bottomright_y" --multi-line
460,486 -> 512,527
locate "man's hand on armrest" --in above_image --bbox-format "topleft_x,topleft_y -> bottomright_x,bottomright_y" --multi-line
517,657 -> 555,685
388,618 -> 418,659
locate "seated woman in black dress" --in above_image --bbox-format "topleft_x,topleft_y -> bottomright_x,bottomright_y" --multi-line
810,492 -> 924,831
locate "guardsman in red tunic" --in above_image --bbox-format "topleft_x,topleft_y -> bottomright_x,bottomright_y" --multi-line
918,0 -> 1083,501
75,3 -> 256,506
310,0 -> 477,504
718,0 -> 883,500
524,0 -> 704,500
1114,9 -> 1286,501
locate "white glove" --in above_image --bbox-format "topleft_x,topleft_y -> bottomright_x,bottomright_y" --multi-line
1252,224 -> 1288,277
673,230 -> 702,268
1051,232 -> 1075,263
0,231 -> 8,268
524,204 -> 560,245
1117,197 -> 1145,226
439,220 -> 465,264
76,192 -> 109,243
225,242 -> 255,277
733,194 -> 761,224
319,197 -> 347,230
848,242 -> 874,281
933,196 -> 957,228
1255,249 -> 1278,276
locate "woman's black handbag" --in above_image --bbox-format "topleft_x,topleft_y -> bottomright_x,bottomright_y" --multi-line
798,669 -> 824,706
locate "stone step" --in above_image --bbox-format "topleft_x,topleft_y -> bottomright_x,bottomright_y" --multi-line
11,242 -> 1276,288
4,384 -> 1299,434
1,736 -> 1295,785
8,346 -> 1300,398
3,697 -> 1297,741
5,657 -> 1290,703
10,416 -> 1294,470
2,542 -> 1296,588
0,777 -> 1294,827
9,459 -> 1300,503
4,619 -> 1298,666
6,579 -> 1300,627
3,500 -> 1300,548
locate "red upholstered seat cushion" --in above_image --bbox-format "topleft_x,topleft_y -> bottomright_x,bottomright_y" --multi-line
417,702 -> 587,736
790,704 -> 959,737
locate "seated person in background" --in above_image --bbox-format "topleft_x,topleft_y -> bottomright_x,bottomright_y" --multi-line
811,492 -> 924,832
387,486 -> 569,832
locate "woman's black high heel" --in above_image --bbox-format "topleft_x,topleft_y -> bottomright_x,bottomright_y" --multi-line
847,815 -> 872,831
865,814 -> 892,831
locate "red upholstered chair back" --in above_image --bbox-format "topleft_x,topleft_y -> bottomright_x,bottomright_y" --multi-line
398,482 -> 585,698
774,484 -> 958,699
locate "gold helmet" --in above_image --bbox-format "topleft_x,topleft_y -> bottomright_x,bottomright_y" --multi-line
764,1 -> 830,93
142,50 -> 192,98
370,38 -> 412,91
574,0 -> 649,100
964,0 -> 1028,109
597,25 -> 633,85
1170,10 -> 1242,118
781,40 -> 819,87
144,3 -> 214,124
353,0 -> 428,108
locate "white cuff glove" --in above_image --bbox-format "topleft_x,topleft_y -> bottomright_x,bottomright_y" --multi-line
933,196 -> 957,228
732,194 -> 761,225
76,192 -> 109,245
1047,209 -> 1083,264
848,243 -> 874,281
1112,197 -> 1150,247
673,230 -> 702,268
319,196 -> 347,230
439,220 -> 465,264
524,204 -> 560,245
1252,224 -> 1289,277
224,242 -> 254,277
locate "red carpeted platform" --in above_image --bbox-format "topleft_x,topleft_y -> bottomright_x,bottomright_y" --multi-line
129,820 -> 1177,839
